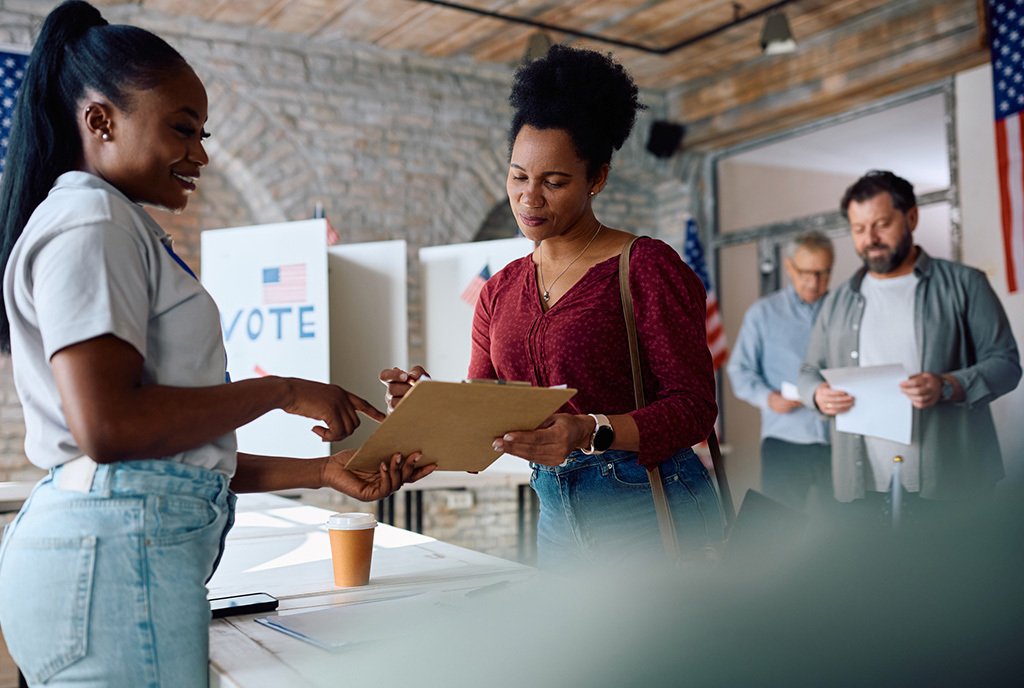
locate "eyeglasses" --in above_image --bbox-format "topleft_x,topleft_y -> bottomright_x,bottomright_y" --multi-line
791,266 -> 831,280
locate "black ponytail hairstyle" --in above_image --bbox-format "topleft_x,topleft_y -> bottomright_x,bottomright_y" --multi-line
508,45 -> 645,180
0,0 -> 190,352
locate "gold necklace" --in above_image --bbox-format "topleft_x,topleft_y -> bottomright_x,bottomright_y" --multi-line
539,223 -> 603,302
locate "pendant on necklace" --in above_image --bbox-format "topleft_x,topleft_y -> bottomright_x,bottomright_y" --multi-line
543,291 -> 550,302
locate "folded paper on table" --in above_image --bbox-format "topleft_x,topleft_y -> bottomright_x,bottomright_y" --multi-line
821,364 -> 912,444
346,380 -> 576,472
255,593 -> 429,651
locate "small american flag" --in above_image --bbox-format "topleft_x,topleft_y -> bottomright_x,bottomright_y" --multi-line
683,217 -> 729,370
990,0 -> 1024,293
460,264 -> 491,305
0,49 -> 29,174
262,264 -> 307,304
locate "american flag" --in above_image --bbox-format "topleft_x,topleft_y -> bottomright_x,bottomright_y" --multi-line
991,0 -> 1024,293
262,264 -> 307,304
682,217 -> 729,370
0,50 -> 29,175
460,264 -> 491,305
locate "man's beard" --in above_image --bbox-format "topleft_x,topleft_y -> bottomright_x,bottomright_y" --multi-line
861,230 -> 913,274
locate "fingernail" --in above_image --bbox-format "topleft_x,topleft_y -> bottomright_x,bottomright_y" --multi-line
399,373 -> 408,381
503,434 -> 513,442
492,441 -> 503,451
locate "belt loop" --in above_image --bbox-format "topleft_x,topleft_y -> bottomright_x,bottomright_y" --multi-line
54,456 -> 99,493
93,462 -> 114,497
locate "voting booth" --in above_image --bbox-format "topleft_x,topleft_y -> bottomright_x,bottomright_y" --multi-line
201,222 -> 532,458
419,237 -> 533,381
201,221 -> 408,456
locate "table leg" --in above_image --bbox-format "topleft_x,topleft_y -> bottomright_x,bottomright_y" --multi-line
517,485 -> 526,562
415,491 -> 423,533
404,491 -> 412,531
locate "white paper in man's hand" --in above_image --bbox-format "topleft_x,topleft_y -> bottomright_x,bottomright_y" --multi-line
780,381 -> 801,401
820,364 -> 912,444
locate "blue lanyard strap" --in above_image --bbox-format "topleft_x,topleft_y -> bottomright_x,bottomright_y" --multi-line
160,236 -> 231,383
160,237 -> 198,280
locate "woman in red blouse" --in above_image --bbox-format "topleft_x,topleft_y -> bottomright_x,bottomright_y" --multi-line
384,45 -> 723,568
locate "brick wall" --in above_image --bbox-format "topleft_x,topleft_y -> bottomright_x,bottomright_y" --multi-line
0,3 -> 693,558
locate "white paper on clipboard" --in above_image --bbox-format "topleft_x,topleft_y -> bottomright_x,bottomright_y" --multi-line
821,364 -> 912,444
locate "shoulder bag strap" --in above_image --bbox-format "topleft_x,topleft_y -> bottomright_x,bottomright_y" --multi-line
618,237 -> 681,561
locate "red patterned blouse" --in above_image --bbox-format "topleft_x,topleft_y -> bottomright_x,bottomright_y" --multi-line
468,237 -> 717,467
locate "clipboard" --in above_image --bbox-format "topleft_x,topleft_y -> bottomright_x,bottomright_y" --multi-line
345,380 -> 576,472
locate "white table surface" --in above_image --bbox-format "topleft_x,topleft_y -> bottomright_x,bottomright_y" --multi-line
208,492 -> 533,688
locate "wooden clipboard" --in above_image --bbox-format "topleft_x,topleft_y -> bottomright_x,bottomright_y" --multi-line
345,380 -> 576,472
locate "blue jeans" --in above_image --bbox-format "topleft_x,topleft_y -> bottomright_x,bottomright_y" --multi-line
0,460 -> 235,687
531,448 -> 724,569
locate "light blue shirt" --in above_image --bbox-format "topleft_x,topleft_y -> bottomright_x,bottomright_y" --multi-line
4,172 -> 237,474
727,285 -> 829,444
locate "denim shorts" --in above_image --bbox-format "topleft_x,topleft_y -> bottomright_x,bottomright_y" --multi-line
530,447 -> 725,570
0,460 -> 235,687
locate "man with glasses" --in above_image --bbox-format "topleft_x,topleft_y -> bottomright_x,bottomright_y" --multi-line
799,170 -> 1020,522
728,230 -> 835,513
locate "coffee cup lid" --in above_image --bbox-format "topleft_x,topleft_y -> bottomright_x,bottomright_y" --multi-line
327,512 -> 378,530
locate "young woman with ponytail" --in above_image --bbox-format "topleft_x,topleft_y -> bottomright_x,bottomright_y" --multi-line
0,3 -> 433,685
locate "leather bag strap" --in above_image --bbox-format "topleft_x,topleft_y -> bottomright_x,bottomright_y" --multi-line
618,237 -> 680,561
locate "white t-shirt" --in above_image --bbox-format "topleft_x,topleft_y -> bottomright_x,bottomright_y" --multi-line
3,172 -> 236,475
858,272 -> 919,492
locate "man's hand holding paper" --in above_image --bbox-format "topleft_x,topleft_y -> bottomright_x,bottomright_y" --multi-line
819,364 -> 912,444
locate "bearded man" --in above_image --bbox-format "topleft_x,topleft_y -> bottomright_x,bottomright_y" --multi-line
798,170 -> 1020,521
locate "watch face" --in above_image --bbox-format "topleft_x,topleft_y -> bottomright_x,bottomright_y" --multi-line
593,425 -> 614,452
941,380 -> 953,401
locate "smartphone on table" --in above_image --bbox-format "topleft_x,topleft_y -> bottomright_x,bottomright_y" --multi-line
209,592 -> 279,618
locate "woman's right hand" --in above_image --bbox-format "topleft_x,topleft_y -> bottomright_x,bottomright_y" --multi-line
378,366 -> 430,414
281,378 -> 386,441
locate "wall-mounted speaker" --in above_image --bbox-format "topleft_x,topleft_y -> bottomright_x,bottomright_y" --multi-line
646,120 -> 686,158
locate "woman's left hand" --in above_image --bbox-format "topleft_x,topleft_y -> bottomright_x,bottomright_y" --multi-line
321,450 -> 436,501
492,413 -> 592,466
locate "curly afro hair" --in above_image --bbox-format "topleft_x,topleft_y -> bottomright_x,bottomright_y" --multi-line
508,44 -> 645,180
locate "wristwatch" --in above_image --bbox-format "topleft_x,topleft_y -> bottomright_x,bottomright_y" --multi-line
940,376 -> 955,402
581,413 -> 614,455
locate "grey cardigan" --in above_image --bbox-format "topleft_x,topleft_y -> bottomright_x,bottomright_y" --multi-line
798,248 -> 1021,502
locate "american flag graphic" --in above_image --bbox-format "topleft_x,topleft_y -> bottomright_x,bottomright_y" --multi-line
262,264 -> 307,304
683,217 -> 729,370
460,264 -> 491,305
990,0 -> 1024,293
0,49 -> 29,175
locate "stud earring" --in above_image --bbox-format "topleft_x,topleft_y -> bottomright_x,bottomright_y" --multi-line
589,191 -> 596,197
101,133 -> 110,141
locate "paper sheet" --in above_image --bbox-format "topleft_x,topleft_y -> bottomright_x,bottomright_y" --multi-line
820,364 -> 912,444
255,579 -> 521,652
780,381 -> 801,401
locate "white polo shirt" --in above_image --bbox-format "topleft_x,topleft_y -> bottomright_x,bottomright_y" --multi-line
4,171 -> 236,475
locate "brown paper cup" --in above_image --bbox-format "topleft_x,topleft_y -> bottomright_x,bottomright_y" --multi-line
326,512 -> 377,587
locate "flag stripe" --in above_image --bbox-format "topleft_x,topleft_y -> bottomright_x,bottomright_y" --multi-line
996,118 -> 1016,292
1012,113 -> 1024,293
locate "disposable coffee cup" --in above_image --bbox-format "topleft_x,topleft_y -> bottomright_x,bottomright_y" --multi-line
327,512 -> 377,587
